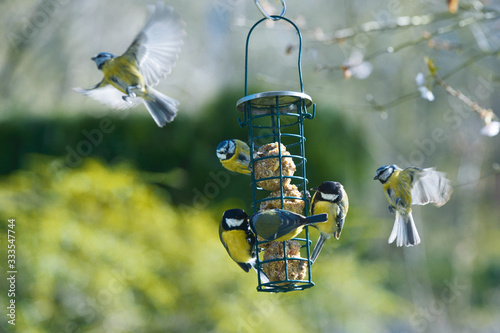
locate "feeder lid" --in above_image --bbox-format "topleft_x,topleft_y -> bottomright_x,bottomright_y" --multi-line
236,91 -> 313,112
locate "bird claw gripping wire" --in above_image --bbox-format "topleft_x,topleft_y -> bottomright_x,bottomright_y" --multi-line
255,0 -> 286,21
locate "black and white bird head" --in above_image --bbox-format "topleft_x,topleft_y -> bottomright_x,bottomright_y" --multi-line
216,140 -> 236,161
374,164 -> 400,183
91,52 -> 115,70
221,208 -> 249,231
312,181 -> 344,203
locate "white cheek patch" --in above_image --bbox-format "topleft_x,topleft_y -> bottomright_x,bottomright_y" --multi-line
226,218 -> 244,228
217,151 -> 227,160
321,193 -> 339,202
380,168 -> 394,182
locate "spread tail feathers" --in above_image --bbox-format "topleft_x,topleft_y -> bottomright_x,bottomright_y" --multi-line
388,211 -> 421,247
143,88 -> 179,127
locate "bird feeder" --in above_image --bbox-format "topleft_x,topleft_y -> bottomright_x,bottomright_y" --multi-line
236,12 -> 317,292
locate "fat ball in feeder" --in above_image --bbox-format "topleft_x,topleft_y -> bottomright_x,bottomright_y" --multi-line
234,14 -> 318,293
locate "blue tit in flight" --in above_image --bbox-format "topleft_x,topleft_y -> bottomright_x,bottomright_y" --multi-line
216,139 -> 251,175
74,2 -> 185,127
309,181 -> 349,263
374,165 -> 453,247
249,209 -> 328,242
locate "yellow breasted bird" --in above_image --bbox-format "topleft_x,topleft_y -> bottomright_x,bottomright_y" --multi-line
216,139 -> 251,175
74,2 -> 185,127
374,164 -> 453,247
249,209 -> 328,242
219,209 -> 269,282
310,181 -> 349,263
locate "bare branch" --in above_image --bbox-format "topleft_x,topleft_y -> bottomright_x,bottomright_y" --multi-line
425,57 -> 499,123
315,9 -> 498,73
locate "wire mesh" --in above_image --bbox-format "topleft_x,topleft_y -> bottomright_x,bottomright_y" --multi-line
236,17 -> 316,292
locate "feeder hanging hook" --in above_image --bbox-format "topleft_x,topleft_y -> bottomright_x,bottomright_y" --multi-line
255,0 -> 286,21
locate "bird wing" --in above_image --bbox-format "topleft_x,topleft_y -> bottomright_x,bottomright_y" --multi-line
251,210 -> 305,241
335,204 -> 346,234
310,191 -> 319,214
73,80 -> 142,110
337,190 -> 349,222
275,211 -> 307,237
121,3 -> 184,87
236,140 -> 251,165
406,167 -> 453,207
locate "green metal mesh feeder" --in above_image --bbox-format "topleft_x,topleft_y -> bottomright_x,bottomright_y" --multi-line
236,15 -> 317,293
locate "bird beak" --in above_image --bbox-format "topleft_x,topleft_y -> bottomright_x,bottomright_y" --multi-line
310,187 -> 318,191
373,175 -> 378,180
91,56 -> 96,61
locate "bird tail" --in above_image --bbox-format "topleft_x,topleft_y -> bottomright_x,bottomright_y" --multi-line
334,218 -> 345,240
388,211 -> 421,247
310,234 -> 328,264
306,213 -> 329,224
143,88 -> 179,127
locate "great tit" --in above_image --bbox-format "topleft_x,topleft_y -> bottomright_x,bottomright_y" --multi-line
249,209 -> 328,242
310,181 -> 349,263
74,2 -> 185,127
216,139 -> 251,175
374,164 -> 453,247
219,209 -> 269,282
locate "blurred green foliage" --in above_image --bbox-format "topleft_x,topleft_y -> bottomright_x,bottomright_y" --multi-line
1,0 -> 500,331
0,88 -> 396,332
1,89 -> 500,332
0,121 -> 499,332
0,89 -> 370,208
1,155 -> 498,332
0,156 -> 404,332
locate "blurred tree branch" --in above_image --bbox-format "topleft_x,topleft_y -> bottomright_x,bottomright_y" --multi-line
426,56 -> 499,123
315,7 -> 498,73
308,2 -> 500,125
366,48 -> 500,112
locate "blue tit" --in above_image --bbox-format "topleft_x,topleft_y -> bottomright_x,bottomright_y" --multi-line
249,209 -> 328,242
374,165 -> 453,247
219,209 -> 269,282
309,181 -> 349,263
74,3 -> 185,127
216,139 -> 251,175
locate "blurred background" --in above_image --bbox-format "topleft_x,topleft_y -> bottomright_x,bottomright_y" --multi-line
0,0 -> 499,332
